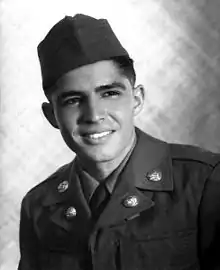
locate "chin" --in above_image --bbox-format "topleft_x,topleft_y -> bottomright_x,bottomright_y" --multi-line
78,148 -> 117,163
87,152 -> 115,163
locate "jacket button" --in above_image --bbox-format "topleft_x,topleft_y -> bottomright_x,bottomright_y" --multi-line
65,207 -> 77,219
57,180 -> 69,193
123,195 -> 139,208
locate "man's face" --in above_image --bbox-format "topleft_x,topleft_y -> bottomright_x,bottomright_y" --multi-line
48,60 -> 144,163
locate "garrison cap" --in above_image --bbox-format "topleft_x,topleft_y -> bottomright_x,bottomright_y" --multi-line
37,14 -> 130,92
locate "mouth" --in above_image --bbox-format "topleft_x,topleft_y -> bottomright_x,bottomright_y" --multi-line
81,130 -> 115,144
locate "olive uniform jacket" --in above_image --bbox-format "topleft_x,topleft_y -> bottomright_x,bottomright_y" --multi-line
18,128 -> 220,270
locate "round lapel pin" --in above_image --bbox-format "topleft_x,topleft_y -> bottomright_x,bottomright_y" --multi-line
65,206 -> 77,219
123,195 -> 139,208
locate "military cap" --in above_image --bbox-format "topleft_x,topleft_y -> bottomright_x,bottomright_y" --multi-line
37,14 -> 130,92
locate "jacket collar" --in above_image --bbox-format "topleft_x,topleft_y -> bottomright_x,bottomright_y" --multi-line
42,161 -> 91,232
42,161 -> 78,206
132,127 -> 173,191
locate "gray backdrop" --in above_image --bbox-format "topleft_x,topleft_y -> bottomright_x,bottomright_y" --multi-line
1,0 -> 220,268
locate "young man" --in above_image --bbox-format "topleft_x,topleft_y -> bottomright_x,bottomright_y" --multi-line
18,14 -> 220,270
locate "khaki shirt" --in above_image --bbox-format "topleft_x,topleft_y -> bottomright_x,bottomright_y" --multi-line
76,135 -> 137,203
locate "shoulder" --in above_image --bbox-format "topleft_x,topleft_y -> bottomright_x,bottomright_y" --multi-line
169,143 -> 220,208
136,127 -> 220,169
170,143 -> 220,168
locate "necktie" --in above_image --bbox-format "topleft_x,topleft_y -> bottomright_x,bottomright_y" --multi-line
89,183 -> 109,220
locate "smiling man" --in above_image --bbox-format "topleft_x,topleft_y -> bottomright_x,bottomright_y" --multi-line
44,59 -> 143,180
18,14 -> 220,270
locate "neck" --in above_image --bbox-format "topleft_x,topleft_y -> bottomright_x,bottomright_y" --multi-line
77,130 -> 136,181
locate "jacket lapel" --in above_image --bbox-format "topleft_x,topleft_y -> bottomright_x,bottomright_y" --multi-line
96,127 -> 173,228
41,160 -> 91,233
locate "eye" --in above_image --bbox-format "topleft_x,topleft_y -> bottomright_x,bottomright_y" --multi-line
62,97 -> 81,106
102,90 -> 121,98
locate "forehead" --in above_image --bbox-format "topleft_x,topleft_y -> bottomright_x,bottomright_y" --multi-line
54,60 -> 123,93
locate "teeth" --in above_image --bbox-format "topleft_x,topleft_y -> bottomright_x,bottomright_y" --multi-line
87,131 -> 112,139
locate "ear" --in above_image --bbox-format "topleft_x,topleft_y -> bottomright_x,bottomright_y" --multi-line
133,84 -> 145,116
42,102 -> 59,129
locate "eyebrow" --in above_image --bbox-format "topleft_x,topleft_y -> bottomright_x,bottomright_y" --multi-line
95,82 -> 126,92
57,81 -> 126,100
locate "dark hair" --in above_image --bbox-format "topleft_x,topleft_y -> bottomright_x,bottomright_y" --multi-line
111,56 -> 136,86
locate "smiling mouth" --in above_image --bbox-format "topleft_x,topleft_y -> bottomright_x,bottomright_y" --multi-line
81,130 -> 114,143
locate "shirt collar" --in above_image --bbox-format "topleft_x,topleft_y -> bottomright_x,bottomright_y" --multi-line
76,131 -> 137,202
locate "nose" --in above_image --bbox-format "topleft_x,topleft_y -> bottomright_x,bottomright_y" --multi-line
80,96 -> 105,124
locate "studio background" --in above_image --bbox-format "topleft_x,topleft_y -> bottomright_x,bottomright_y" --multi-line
1,0 -> 220,269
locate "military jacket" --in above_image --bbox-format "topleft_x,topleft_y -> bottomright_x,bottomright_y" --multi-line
18,128 -> 220,270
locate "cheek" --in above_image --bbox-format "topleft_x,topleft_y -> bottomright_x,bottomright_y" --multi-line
55,108 -> 78,131
111,108 -> 134,131
107,95 -> 135,118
